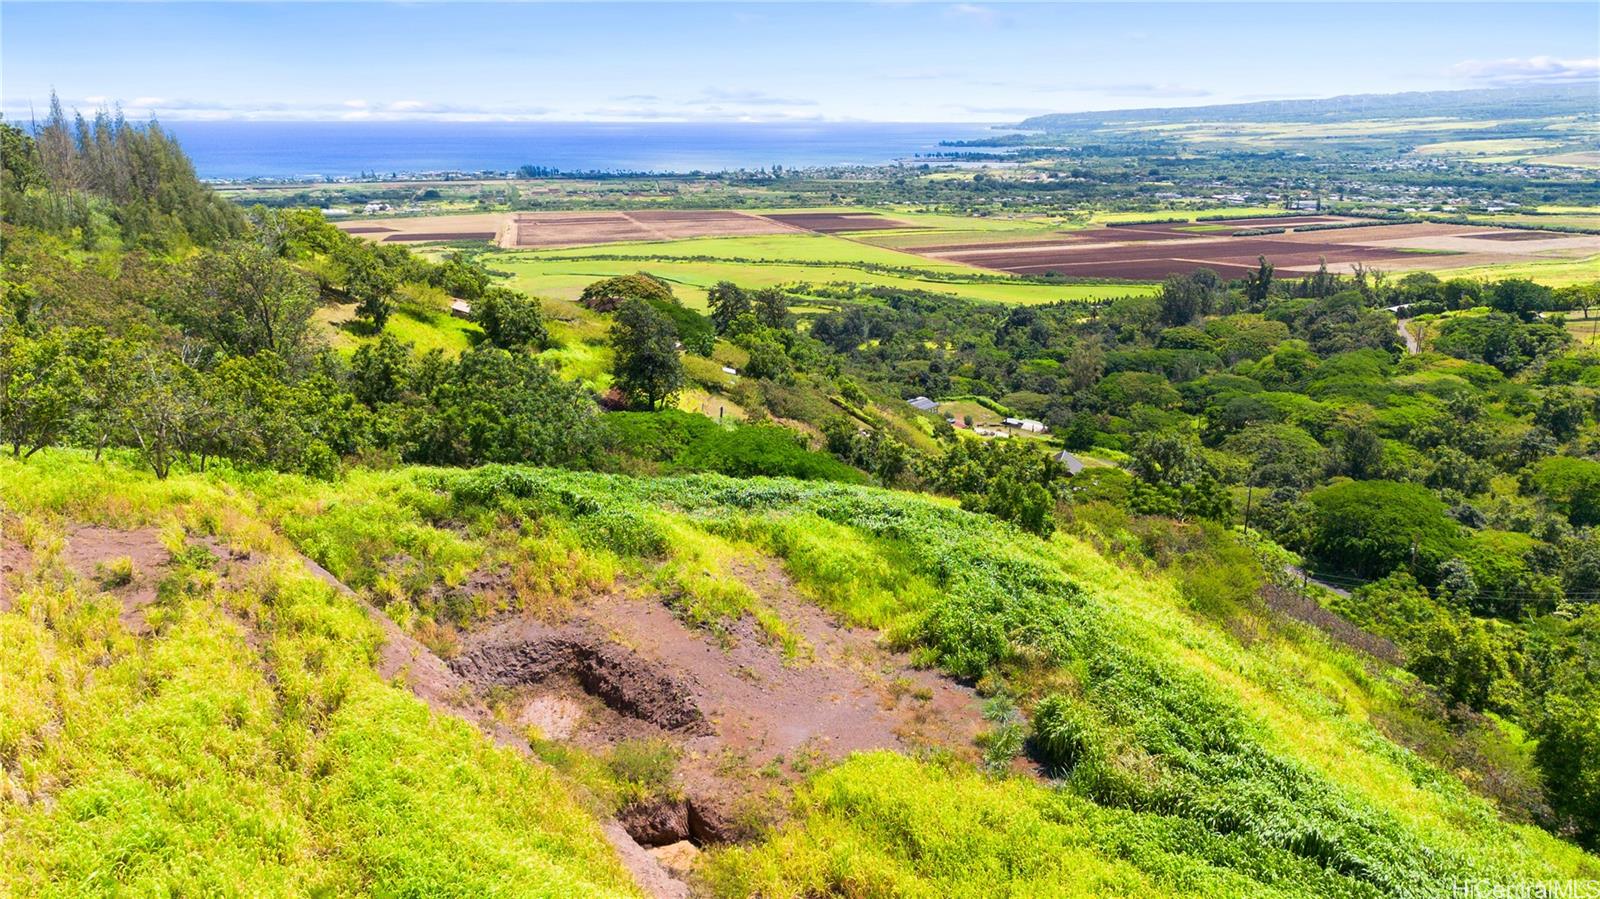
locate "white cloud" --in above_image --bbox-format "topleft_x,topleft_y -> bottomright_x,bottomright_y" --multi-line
1096,82 -> 1212,99
946,3 -> 1007,27
1450,56 -> 1599,87
342,99 -> 369,109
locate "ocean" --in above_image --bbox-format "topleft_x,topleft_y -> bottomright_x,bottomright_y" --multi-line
159,121 -> 1003,181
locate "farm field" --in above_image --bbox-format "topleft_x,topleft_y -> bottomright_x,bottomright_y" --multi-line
916,215 -> 1600,279
347,207 -> 1597,293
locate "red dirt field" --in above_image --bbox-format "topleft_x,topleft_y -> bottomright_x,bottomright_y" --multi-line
1464,230 -> 1568,241
760,212 -> 912,232
935,231 -> 1434,279
341,226 -> 397,234
508,210 -> 798,248
382,231 -> 497,242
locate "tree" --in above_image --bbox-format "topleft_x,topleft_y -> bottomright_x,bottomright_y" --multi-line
175,241 -> 318,361
707,281 -> 751,335
740,333 -> 794,383
752,288 -> 791,330
1489,278 -> 1553,322
473,286 -> 548,350
402,345 -> 598,467
610,297 -> 683,411
346,250 -> 398,331
351,333 -> 414,408
122,348 -> 203,479
579,272 -> 673,313
0,328 -> 85,459
1242,256 -> 1274,308
1128,431 -> 1232,520
1536,388 -> 1588,441
1307,480 -> 1462,579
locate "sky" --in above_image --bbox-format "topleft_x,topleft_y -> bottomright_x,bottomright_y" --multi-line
2,1 -> 1597,124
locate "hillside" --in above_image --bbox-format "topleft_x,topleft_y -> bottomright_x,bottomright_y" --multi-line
3,450 -> 1596,896
1015,84 -> 1600,131
4,99 -> 1600,898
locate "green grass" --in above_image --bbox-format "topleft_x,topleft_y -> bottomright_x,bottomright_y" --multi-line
0,455 -> 639,897
315,300 -> 481,356
1424,254 -> 1600,287
5,452 -> 1596,895
495,250 -> 1155,309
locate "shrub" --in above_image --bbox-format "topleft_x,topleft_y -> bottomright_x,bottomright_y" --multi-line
1030,694 -> 1096,773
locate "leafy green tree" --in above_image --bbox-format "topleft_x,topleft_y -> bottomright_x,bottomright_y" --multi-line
1242,256 -> 1274,308
1526,456 -> 1600,526
1489,278 -> 1553,322
752,288 -> 791,330
1534,387 -> 1587,441
740,332 -> 794,383
350,333 -> 414,408
0,328 -> 85,459
707,281 -> 751,335
1129,431 -> 1232,520
610,298 -> 683,411
579,272 -> 674,313
122,348 -> 204,479
1306,480 -> 1462,578
1535,687 -> 1600,850
473,286 -> 548,350
402,345 -> 597,466
346,250 -> 398,331
175,241 -> 318,361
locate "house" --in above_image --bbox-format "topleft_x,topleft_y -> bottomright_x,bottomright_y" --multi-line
908,396 -> 940,413
1052,450 -> 1085,475
449,299 -> 473,320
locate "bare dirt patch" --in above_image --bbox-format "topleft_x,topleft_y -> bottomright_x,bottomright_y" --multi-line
381,231 -> 496,243
338,212 -> 509,245
62,526 -> 169,633
507,210 -> 798,249
760,212 -> 912,233
1466,230 -> 1569,241
445,558 -> 986,848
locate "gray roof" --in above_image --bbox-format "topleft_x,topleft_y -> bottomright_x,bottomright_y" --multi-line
908,396 -> 940,412
1053,450 -> 1085,474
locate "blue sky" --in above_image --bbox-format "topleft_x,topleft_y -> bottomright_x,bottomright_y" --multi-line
3,2 -> 1596,123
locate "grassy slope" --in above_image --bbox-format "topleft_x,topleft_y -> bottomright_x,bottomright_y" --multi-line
3,454 -> 1587,895
5,453 -> 1595,896
0,455 -> 639,898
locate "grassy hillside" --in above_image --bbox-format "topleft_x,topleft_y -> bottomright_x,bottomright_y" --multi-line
0,454 -> 640,897
3,450 -> 1593,896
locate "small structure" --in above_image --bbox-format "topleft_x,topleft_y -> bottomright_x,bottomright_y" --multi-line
908,396 -> 940,413
449,299 -> 473,320
721,366 -> 738,376
1003,417 -> 1047,433
1052,450 -> 1085,475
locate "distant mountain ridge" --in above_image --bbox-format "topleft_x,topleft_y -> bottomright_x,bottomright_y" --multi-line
1016,83 -> 1599,130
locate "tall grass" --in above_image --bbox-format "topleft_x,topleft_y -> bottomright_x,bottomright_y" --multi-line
0,453 -> 640,897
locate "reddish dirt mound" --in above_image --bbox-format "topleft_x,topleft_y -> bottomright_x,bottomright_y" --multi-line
761,212 -> 911,233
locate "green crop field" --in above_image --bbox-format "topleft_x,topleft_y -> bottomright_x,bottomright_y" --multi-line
490,238 -> 1157,309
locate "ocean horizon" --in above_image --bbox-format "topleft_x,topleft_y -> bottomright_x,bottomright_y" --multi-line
156,120 -> 1005,180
